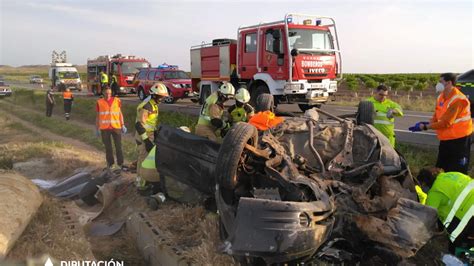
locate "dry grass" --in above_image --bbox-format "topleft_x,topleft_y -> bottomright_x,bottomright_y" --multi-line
331,95 -> 436,112
7,194 -> 95,261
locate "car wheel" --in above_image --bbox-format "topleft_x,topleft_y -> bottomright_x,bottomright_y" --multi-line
298,103 -> 321,112
138,88 -> 146,101
250,84 -> 270,107
164,89 -> 176,104
356,101 -> 374,125
215,122 -> 258,190
255,93 -> 274,112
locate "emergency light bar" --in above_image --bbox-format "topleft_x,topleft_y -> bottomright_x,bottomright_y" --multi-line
158,64 -> 179,69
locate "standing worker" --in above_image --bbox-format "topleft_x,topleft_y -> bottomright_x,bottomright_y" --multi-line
62,88 -> 73,120
99,70 -> 109,93
409,73 -> 472,174
95,87 -> 126,171
135,83 -> 169,193
45,88 -> 55,117
228,88 -> 254,124
110,73 -> 119,97
195,82 -> 235,142
366,84 -> 404,147
417,167 -> 473,255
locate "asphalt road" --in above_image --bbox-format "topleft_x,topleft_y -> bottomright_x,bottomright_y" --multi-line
12,81 -> 440,146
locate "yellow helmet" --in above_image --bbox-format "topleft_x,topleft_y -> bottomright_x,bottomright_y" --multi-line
235,88 -> 251,103
150,82 -> 169,97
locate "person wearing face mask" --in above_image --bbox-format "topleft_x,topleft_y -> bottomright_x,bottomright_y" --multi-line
416,167 -> 473,255
409,73 -> 472,174
228,88 -> 254,124
134,82 -> 169,194
195,82 -> 235,142
366,84 -> 404,147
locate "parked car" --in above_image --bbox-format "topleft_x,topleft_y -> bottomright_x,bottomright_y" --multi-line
0,81 -> 12,97
152,98 -> 438,264
134,64 -> 193,103
29,75 -> 44,84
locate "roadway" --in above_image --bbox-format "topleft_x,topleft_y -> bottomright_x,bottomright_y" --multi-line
12,81 -> 440,146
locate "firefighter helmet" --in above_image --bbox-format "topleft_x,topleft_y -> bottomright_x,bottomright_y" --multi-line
218,82 -> 235,97
150,83 -> 169,97
235,88 -> 251,104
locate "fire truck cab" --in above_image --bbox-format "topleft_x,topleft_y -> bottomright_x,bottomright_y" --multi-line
191,14 -> 342,111
87,54 -> 150,96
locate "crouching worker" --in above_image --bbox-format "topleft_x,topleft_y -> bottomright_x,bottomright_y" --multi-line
417,167 -> 473,255
195,82 -> 235,142
228,88 -> 254,124
134,82 -> 169,195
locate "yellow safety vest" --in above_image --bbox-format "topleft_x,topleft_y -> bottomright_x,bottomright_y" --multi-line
136,98 -> 159,133
100,73 -> 109,84
198,92 -> 221,126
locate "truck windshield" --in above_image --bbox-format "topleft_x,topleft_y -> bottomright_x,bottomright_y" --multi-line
58,72 -> 79,79
121,62 -> 150,75
288,29 -> 334,54
163,71 -> 189,79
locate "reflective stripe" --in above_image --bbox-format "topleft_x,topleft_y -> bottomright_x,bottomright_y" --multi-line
449,205 -> 474,242
374,120 -> 394,125
444,181 -> 474,228
144,124 -> 155,130
201,115 -> 211,121
99,111 -> 121,115
376,112 -> 387,117
100,120 -> 121,123
447,94 -> 465,108
453,115 -> 472,124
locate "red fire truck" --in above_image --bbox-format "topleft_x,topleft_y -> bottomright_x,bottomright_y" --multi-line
190,14 -> 342,111
87,54 -> 150,95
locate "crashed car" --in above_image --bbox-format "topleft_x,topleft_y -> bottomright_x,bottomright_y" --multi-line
153,108 -> 439,264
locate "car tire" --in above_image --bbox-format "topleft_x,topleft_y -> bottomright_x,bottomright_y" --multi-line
356,100 -> 374,125
250,84 -> 270,107
255,93 -> 274,113
215,122 -> 258,190
164,89 -> 176,104
138,87 -> 146,101
298,103 -> 321,112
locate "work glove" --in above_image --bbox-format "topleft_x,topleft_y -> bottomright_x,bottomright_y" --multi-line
121,126 -> 127,134
386,109 -> 394,119
408,122 -> 429,132
144,138 -> 154,152
95,128 -> 100,138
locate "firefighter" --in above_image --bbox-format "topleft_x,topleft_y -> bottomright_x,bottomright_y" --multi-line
62,88 -> 73,120
228,88 -> 254,124
409,73 -> 472,174
95,87 -> 126,171
110,73 -> 119,97
45,88 -> 55,117
417,167 -> 473,254
134,82 -> 169,194
99,70 -> 109,92
366,84 -> 404,147
195,82 -> 235,142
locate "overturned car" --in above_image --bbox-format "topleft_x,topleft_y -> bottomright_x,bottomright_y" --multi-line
153,108 -> 439,264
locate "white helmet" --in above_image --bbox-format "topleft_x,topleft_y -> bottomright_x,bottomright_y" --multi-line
235,88 -> 250,104
150,82 -> 169,97
218,82 -> 235,97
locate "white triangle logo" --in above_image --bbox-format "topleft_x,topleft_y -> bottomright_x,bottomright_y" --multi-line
45,257 -> 54,266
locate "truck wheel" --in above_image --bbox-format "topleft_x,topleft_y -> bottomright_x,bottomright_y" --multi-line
356,101 -> 374,125
250,84 -> 270,106
215,123 -> 258,190
255,93 -> 274,112
298,104 -> 321,112
138,88 -> 146,101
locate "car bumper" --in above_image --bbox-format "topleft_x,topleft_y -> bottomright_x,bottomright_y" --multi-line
0,90 -> 12,97
118,86 -> 136,94
219,196 -> 334,264
170,88 -> 193,99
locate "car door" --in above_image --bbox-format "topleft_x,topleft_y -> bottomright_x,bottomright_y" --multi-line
146,69 -> 156,92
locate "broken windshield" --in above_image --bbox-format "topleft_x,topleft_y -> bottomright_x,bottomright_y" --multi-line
288,29 -> 334,54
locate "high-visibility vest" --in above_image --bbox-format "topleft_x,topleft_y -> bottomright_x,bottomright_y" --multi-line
63,91 -> 73,100
100,73 -> 109,84
427,172 -> 474,242
136,98 -> 159,133
433,88 -> 472,140
366,97 -> 403,147
141,146 -> 156,169
97,98 -> 122,129
230,104 -> 254,123
197,92 -> 221,126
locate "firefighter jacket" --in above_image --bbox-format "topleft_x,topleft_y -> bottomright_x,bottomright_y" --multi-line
97,97 -> 122,130
229,104 -> 255,123
432,88 -> 472,141
426,172 -> 473,242
197,92 -> 224,127
136,97 -> 159,134
366,96 -> 403,147
100,72 -> 109,84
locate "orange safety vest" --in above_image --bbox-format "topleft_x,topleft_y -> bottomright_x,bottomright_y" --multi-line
97,98 -> 122,130
434,87 -> 472,140
249,111 -> 284,131
63,91 -> 73,100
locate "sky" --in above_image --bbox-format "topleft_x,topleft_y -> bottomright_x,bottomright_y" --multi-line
0,0 -> 473,73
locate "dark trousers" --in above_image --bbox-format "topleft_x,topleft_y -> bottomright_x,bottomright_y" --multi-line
46,102 -> 54,117
436,135 -> 471,174
64,99 -> 73,119
101,129 -> 124,167
111,82 -> 119,96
